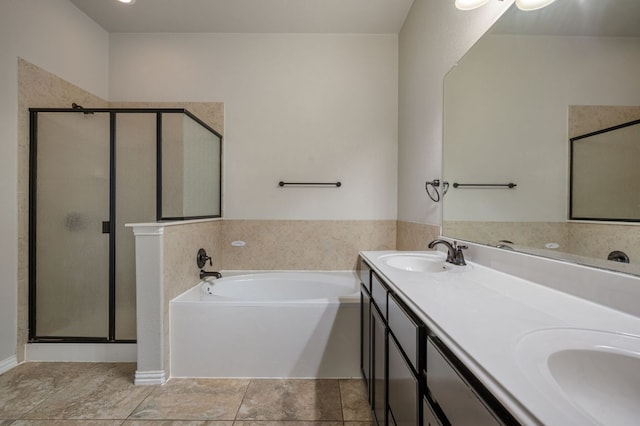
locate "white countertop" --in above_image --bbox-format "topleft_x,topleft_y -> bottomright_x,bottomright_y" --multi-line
360,250 -> 640,426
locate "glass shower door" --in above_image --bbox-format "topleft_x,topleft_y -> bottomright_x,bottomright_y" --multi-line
33,112 -> 111,339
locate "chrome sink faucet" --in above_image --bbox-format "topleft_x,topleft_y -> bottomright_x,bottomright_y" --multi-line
428,239 -> 467,266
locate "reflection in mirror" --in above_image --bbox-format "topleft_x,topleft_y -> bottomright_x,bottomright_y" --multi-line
161,112 -> 222,220
571,118 -> 640,221
442,0 -> 640,275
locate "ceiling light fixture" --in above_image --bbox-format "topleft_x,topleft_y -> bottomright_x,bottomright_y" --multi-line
454,0 -> 490,11
455,0 -> 557,11
117,0 -> 135,4
514,0 -> 556,11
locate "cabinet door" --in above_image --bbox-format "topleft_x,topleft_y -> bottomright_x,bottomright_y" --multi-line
426,338 -> 501,426
361,285 -> 371,399
423,397 -> 443,426
371,306 -> 387,426
388,335 -> 420,426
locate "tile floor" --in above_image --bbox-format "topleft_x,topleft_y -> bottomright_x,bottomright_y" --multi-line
0,363 -> 373,425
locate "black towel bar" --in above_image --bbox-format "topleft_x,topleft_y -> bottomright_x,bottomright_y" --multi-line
453,182 -> 517,189
278,181 -> 342,187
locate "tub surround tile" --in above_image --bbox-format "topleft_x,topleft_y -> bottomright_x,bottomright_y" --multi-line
338,380 -> 372,422
130,379 -> 249,421
162,220 -> 223,375
236,380 -> 342,421
221,220 -> 396,271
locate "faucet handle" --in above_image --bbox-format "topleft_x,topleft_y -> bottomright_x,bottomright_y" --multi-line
196,248 -> 212,268
452,243 -> 467,266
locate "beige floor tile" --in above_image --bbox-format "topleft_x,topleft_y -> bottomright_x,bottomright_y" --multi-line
236,380 -> 342,421
339,380 -> 372,421
123,421 -> 232,425
344,422 -> 374,426
129,379 -> 249,421
0,362 -> 97,418
233,422 -> 343,426
10,421 -> 124,425
23,363 -> 153,420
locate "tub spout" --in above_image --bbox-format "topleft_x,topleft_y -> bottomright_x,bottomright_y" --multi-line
200,270 -> 222,280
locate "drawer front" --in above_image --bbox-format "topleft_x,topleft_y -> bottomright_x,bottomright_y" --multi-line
388,335 -> 420,426
360,258 -> 371,292
370,272 -> 388,318
388,293 -> 421,372
426,338 -> 501,426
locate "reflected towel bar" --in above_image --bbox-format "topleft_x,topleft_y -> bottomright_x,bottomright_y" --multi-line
279,181 -> 342,187
453,183 -> 517,189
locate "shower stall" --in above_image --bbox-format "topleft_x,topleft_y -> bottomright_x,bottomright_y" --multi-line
29,108 -> 222,343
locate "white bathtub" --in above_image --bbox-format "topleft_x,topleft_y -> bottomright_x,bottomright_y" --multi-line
170,271 -> 361,378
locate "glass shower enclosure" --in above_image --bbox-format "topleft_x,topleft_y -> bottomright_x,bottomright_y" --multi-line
29,108 -> 222,342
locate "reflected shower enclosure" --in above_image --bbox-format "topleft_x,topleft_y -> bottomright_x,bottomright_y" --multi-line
29,108 -> 222,342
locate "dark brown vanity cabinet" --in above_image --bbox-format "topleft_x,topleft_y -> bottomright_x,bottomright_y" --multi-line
360,259 -> 424,426
360,257 -> 516,426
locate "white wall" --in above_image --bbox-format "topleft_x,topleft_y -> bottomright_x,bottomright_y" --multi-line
397,0 -> 512,225
0,0 -> 108,363
108,33 -> 398,220
444,35 -> 640,222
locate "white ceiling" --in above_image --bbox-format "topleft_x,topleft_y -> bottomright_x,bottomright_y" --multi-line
69,0 -> 415,34
492,0 -> 640,38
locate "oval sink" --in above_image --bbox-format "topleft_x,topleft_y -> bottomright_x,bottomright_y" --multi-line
515,328 -> 640,425
379,253 -> 449,273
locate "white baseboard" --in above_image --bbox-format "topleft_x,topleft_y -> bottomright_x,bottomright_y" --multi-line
0,355 -> 18,375
135,370 -> 166,385
26,343 -> 137,362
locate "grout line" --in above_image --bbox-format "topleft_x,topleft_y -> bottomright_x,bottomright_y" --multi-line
337,378 -> 345,422
124,379 -> 160,421
232,378 -> 252,422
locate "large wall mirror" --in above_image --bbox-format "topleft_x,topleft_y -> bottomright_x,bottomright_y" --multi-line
443,0 -> 640,275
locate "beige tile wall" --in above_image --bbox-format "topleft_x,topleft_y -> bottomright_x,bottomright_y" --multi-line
396,221 -> 440,251
568,222 -> 640,264
569,105 -> 640,138
443,221 -> 570,251
162,220 -> 223,373
221,220 -> 397,271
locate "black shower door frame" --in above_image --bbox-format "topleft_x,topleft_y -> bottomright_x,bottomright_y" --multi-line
28,107 -> 221,343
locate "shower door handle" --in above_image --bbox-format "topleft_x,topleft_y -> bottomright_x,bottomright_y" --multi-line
102,221 -> 111,234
